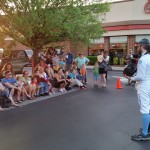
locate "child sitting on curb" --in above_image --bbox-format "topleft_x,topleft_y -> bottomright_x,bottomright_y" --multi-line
69,69 -> 86,89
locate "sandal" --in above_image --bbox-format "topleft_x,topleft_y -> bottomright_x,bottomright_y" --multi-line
15,101 -> 20,104
31,96 -> 36,100
12,103 -> 20,107
27,96 -> 32,100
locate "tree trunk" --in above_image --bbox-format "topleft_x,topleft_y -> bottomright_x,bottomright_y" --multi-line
32,49 -> 39,73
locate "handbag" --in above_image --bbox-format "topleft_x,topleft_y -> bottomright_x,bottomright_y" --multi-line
0,95 -> 11,108
99,61 -> 107,68
104,64 -> 112,71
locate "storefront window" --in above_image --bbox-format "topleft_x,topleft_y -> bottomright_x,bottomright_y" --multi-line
109,43 -> 127,65
88,44 -> 104,56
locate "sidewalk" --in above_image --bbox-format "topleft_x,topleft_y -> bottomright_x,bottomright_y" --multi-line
86,65 -> 124,71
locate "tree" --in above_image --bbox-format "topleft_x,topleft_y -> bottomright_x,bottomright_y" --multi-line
0,0 -> 110,58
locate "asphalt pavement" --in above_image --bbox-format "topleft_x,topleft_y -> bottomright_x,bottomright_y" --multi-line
0,70 -> 150,150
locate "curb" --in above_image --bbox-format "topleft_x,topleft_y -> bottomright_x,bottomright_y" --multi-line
2,88 -> 79,112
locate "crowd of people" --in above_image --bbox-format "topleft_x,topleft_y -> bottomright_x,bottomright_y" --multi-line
0,48 -> 89,111
0,47 -> 114,111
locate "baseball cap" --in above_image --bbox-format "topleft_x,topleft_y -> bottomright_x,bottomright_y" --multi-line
139,38 -> 150,45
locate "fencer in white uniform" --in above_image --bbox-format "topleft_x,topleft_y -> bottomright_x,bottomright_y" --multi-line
125,38 -> 150,141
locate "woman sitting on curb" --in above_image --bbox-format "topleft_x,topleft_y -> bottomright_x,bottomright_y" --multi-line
19,71 -> 36,100
35,67 -> 51,96
1,62 -> 15,78
53,68 -> 67,92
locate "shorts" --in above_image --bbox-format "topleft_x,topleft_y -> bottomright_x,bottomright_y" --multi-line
93,75 -> 99,81
0,88 -> 10,97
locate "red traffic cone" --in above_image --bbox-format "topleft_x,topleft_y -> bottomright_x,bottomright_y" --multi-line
116,77 -> 122,89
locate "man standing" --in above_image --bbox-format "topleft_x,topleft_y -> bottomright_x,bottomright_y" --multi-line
125,38 -> 150,141
65,49 -> 74,71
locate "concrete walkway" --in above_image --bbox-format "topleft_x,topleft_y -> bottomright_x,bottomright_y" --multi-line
87,65 -> 124,71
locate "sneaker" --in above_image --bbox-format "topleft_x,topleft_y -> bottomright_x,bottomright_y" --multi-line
59,88 -> 63,92
139,128 -> 150,135
49,93 -> 53,96
44,92 -> 50,96
126,83 -> 131,86
52,91 -> 55,94
102,84 -> 106,88
63,88 -> 66,92
80,86 -> 84,89
131,133 -> 150,141
80,85 -> 87,90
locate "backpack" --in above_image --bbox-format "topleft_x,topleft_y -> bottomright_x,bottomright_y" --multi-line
0,95 -> 12,108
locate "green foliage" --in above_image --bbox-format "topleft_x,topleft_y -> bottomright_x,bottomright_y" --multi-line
119,57 -> 125,66
3,48 -> 11,57
113,57 -> 118,65
0,0 -> 110,54
87,56 -> 97,65
0,34 -> 16,57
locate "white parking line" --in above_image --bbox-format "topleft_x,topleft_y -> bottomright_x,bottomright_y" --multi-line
112,76 -> 128,83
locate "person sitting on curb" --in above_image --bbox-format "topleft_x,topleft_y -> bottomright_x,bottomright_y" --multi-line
69,69 -> 87,89
1,71 -> 23,105
53,68 -> 67,92
19,71 -> 36,100
36,67 -> 51,96
1,62 -> 15,79
0,82 -> 19,110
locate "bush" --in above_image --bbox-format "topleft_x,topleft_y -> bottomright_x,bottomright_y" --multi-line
86,56 -> 97,65
113,57 -> 118,65
119,57 -> 125,66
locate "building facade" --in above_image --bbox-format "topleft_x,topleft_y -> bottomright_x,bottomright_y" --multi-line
2,0 -> 150,63
88,0 -> 150,64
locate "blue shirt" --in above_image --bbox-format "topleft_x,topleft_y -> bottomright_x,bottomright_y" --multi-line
75,57 -> 90,68
69,73 -> 75,79
2,77 -> 18,86
59,61 -> 66,70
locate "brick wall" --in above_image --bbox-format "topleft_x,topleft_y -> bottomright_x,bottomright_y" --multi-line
127,35 -> 135,54
69,41 -> 88,56
104,37 -> 110,52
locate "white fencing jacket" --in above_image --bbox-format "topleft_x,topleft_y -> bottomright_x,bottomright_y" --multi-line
131,53 -> 150,114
